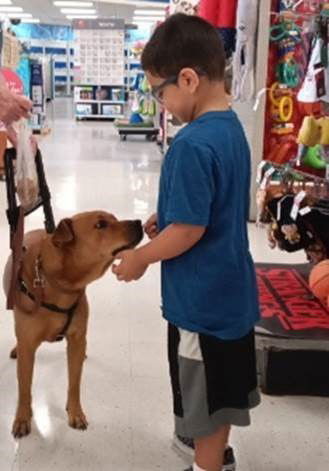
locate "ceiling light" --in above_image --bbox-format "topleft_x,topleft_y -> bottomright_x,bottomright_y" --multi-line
134,9 -> 166,15
5,13 -> 33,18
0,1 -> 12,5
21,18 -> 41,23
134,16 -> 165,21
66,14 -> 97,19
54,1 -> 94,6
0,6 -> 23,11
61,8 -> 96,14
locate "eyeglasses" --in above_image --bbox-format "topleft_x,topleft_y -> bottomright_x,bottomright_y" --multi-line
151,75 -> 178,104
150,69 -> 206,104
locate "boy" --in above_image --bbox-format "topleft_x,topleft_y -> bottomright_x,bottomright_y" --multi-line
112,13 -> 261,471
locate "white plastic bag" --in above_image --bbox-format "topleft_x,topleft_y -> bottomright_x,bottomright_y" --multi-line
16,119 -> 38,209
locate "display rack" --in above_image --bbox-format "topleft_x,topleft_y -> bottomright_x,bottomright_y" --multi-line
29,39 -> 74,98
73,18 -> 126,120
30,60 -> 47,133
114,71 -> 159,141
74,84 -> 125,119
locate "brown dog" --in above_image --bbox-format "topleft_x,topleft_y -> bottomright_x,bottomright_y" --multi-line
3,211 -> 143,438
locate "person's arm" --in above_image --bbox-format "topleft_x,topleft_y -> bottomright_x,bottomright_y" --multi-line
112,223 -> 205,281
140,223 -> 205,263
113,139 -> 215,282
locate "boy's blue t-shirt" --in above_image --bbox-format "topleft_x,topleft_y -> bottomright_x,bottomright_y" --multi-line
158,110 -> 260,340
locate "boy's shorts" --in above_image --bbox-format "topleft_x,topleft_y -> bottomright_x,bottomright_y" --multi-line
168,323 -> 261,439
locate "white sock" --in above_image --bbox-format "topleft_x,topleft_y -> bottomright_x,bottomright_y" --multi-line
193,464 -> 206,471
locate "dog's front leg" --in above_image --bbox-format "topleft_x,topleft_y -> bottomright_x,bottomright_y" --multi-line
12,340 -> 39,438
66,334 -> 88,430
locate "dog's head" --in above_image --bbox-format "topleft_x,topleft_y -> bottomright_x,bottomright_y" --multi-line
43,211 -> 143,288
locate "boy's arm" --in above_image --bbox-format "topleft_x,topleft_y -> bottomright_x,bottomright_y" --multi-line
139,222 -> 205,263
112,223 -> 205,281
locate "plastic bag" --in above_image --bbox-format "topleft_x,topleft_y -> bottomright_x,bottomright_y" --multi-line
16,119 -> 39,209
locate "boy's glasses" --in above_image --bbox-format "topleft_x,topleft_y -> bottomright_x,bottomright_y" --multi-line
151,75 -> 179,104
150,69 -> 206,104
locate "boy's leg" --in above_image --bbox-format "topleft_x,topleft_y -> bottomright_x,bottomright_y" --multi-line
195,425 -> 230,471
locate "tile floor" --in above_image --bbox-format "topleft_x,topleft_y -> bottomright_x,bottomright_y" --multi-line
0,99 -> 328,471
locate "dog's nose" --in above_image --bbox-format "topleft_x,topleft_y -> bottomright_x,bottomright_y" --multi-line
132,220 -> 142,227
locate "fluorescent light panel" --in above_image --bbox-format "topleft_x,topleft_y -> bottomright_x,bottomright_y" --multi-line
66,14 -> 97,19
0,1 -> 12,5
134,9 -> 165,15
54,1 -> 94,6
61,8 -> 96,13
22,18 -> 40,23
0,6 -> 22,11
134,16 -> 164,21
5,13 -> 33,18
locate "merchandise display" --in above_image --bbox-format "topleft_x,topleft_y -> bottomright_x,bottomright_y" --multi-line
263,0 -> 329,172
73,18 -> 126,120
115,48 -> 159,141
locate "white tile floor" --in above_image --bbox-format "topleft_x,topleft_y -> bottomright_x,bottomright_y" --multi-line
0,99 -> 329,471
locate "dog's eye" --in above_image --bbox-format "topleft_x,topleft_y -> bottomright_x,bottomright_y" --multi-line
95,220 -> 108,229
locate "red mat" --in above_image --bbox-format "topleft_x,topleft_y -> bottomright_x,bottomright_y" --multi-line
256,264 -> 329,340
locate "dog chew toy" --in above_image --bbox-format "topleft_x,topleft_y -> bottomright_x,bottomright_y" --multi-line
267,135 -> 296,164
303,145 -> 327,170
318,117 -> 329,145
309,259 -> 329,307
297,116 -> 322,147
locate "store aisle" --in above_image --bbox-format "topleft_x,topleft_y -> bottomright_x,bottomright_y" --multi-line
0,99 -> 328,471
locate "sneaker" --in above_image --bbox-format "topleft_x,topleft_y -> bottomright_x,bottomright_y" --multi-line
175,434 -> 236,471
222,447 -> 236,471
173,434 -> 194,458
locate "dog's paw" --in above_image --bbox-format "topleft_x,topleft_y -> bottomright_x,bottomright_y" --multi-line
12,417 -> 31,438
67,409 -> 88,430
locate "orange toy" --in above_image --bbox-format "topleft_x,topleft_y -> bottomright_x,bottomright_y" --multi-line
309,260 -> 329,307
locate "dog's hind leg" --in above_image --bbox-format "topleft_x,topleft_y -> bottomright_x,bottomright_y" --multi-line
12,339 -> 40,438
66,333 -> 88,430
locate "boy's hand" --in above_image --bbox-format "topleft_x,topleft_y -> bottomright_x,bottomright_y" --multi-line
112,249 -> 148,282
144,213 -> 158,240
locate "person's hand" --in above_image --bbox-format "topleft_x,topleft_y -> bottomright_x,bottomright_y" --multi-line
112,249 -> 148,282
144,213 -> 158,240
0,80 -> 32,125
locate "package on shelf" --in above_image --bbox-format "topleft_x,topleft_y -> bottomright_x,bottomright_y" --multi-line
2,31 -> 21,69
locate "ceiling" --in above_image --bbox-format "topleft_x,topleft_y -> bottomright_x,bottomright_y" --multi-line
8,0 -> 168,25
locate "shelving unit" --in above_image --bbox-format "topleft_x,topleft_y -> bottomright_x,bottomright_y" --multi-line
29,39 -> 74,98
125,48 -> 143,91
74,83 -> 125,119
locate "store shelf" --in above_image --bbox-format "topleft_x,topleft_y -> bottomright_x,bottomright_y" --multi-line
75,99 -> 125,104
75,114 -> 125,119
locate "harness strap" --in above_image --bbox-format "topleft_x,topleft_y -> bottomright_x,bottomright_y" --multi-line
18,278 -> 80,342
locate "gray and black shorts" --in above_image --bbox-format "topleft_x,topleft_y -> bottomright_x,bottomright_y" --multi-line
168,324 -> 261,439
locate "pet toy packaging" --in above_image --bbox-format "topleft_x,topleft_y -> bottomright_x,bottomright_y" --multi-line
263,0 -> 329,174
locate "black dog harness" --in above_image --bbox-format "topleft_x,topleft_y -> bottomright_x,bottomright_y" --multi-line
18,277 -> 80,342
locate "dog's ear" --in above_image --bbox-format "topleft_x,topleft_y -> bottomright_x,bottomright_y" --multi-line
52,218 -> 75,248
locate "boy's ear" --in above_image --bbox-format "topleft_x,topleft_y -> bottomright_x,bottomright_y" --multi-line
179,68 -> 200,91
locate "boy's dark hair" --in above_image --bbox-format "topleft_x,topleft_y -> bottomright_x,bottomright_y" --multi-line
141,14 -> 225,81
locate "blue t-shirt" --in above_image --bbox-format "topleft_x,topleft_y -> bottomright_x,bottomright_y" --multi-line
158,110 -> 260,340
